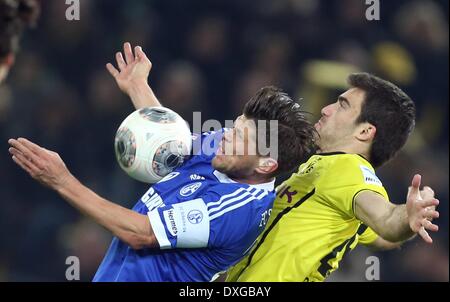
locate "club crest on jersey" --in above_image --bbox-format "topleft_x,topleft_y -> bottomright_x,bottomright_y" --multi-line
299,157 -> 322,175
180,182 -> 203,197
187,210 -> 203,224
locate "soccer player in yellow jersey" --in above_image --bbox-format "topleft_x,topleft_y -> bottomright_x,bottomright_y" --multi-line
227,73 -> 440,282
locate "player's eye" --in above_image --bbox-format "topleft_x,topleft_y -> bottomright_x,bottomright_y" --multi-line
338,95 -> 352,109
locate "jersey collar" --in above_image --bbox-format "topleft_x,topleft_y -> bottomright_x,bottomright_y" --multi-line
213,170 -> 276,192
317,151 -> 347,156
317,152 -> 371,163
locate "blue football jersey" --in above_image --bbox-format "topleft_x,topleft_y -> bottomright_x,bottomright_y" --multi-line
93,130 -> 275,282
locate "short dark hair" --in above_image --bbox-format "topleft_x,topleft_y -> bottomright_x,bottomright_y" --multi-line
0,0 -> 40,60
243,86 -> 317,176
349,73 -> 416,168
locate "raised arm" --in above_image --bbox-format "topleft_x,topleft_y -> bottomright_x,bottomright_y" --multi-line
8,138 -> 158,250
354,174 -> 440,244
107,42 -> 161,109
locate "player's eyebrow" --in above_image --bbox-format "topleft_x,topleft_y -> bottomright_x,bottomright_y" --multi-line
338,96 -> 350,108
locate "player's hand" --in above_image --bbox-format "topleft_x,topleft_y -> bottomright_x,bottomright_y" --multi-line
106,42 -> 152,96
406,174 -> 440,244
8,138 -> 72,191
421,186 -> 437,220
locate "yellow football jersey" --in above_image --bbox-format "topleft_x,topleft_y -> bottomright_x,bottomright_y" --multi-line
227,152 -> 389,282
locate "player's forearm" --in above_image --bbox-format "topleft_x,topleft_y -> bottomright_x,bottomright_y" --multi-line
366,236 -> 403,251
377,205 -> 415,242
355,192 -> 415,243
56,174 -> 154,248
128,80 -> 161,109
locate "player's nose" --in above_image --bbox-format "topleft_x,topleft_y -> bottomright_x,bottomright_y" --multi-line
321,103 -> 334,117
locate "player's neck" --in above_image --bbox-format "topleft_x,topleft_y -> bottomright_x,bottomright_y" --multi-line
318,141 -> 370,159
229,175 -> 275,186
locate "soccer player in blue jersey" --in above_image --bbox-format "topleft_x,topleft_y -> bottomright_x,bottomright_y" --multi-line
8,43 -> 317,281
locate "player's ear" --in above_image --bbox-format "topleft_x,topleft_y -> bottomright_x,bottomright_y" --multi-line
255,157 -> 278,175
356,122 -> 376,142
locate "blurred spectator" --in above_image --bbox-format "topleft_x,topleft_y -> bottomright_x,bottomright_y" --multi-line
157,61 -> 205,124
0,0 -> 40,83
59,218 -> 112,281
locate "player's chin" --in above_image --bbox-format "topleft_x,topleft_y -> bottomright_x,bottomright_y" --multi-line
212,155 -> 228,171
212,155 -> 222,166
314,122 -> 322,132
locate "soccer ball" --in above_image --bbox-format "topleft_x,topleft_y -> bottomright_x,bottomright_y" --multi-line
114,107 -> 192,183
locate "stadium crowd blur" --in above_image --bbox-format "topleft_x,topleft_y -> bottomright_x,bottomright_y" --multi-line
0,0 -> 448,281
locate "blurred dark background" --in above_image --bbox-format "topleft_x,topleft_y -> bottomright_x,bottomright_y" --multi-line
0,0 -> 448,281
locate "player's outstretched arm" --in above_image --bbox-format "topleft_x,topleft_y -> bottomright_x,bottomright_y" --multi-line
354,174 -> 440,244
365,186 -> 437,250
8,138 -> 159,250
107,42 -> 162,109
365,236 -> 403,251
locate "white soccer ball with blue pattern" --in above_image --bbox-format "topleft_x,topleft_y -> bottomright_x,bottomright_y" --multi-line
114,107 -> 192,183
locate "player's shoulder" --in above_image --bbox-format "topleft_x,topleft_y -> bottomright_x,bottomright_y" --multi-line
205,182 -> 274,220
319,152 -> 366,165
207,182 -> 274,202
319,153 -> 383,186
320,153 -> 372,171
205,184 -> 274,248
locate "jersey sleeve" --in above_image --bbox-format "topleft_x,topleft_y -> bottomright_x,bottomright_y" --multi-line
320,156 -> 389,219
148,185 -> 266,250
205,186 -> 268,249
148,198 -> 211,249
358,226 -> 378,245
